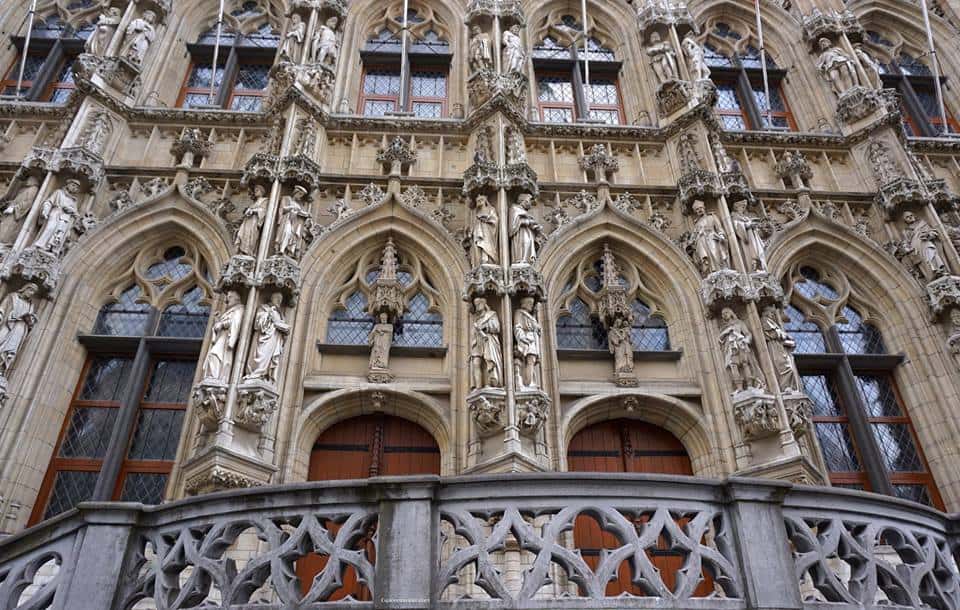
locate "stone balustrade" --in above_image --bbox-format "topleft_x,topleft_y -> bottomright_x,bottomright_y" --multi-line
1,474 -> 958,610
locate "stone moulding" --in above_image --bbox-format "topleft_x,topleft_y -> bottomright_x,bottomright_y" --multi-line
800,9 -> 864,44
465,0 -> 526,25
183,465 -> 262,496
19,146 -> 105,189
241,152 -> 279,187
679,168 -> 722,209
579,144 -> 619,183
467,70 -> 528,115
507,264 -> 545,303
192,380 -> 228,432
700,270 -> 755,314
279,154 -> 322,190
836,87 -> 895,126
217,255 -> 257,292
656,79 -> 716,119
258,255 -> 302,301
733,389 -> 780,441
462,161 -> 499,196
377,136 -> 417,174
5,247 -> 59,295
503,162 -> 539,197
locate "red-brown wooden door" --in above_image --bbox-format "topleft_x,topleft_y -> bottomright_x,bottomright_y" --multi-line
567,419 -> 710,597
299,414 -> 441,600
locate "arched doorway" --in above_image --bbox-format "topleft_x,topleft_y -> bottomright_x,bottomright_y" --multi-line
299,414 -> 441,600
567,419 -> 709,596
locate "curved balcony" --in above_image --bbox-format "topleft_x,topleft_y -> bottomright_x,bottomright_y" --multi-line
1,474 -> 958,610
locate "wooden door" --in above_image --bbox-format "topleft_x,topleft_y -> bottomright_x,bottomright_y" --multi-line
299,414 -> 441,600
567,419 -> 711,597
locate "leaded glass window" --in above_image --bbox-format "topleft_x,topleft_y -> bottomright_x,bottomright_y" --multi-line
327,292 -> 373,345
557,298 -> 606,350
393,293 -> 442,348
630,300 -> 670,351
2,11 -> 84,104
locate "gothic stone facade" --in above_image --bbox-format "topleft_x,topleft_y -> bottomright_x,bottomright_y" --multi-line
3,0 -> 960,606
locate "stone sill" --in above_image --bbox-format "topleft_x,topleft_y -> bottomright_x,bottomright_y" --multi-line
316,342 -> 447,358
556,348 -> 683,362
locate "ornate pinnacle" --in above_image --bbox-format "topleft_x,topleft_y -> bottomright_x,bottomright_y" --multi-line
380,237 -> 399,282
601,243 -> 622,289
579,144 -> 619,183
377,136 -> 417,175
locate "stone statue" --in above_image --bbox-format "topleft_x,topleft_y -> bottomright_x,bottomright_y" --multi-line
245,292 -> 290,383
85,7 -> 122,56
236,184 -> 267,256
509,194 -> 541,265
368,312 -> 393,371
682,34 -> 710,81
502,25 -> 526,75
854,44 -> 883,90
0,283 -> 38,378
607,317 -> 634,374
761,305 -> 800,393
868,140 -> 900,184
471,195 -> 499,267
730,199 -> 767,271
275,185 -> 311,259
281,13 -> 307,62
947,308 -> 960,356
1,177 -> 39,245
202,290 -> 244,383
470,297 -> 503,389
646,31 -> 678,84
34,179 -> 82,256
119,10 -> 157,66
691,199 -> 730,275
506,126 -> 526,165
902,211 -> 948,280
312,16 -> 340,67
80,111 -> 111,157
474,126 -> 494,165
817,37 -> 859,97
718,307 -> 764,392
513,297 -> 542,390
469,25 -> 493,72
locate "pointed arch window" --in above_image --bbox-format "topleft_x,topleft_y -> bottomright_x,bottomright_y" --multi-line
533,16 -> 624,124
785,266 -> 942,508
177,9 -> 279,112
31,246 -> 214,524
705,24 -> 795,132
359,7 -> 451,118
2,13 -> 88,103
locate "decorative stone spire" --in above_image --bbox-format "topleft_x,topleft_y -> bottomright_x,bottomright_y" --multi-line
579,144 -> 619,184
377,137 -> 417,176
369,238 -> 405,322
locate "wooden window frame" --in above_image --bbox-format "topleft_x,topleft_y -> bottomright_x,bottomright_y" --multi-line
882,67 -> 960,138
2,34 -> 81,103
178,32 -> 277,111
358,62 -> 403,117
535,68 -> 577,123
226,57 -> 272,112
176,57 -> 227,109
408,68 -> 448,118
713,72 -> 752,130
747,76 -> 797,132
583,73 -> 625,125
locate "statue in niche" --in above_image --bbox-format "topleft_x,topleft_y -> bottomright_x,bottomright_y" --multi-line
235,184 -> 267,256
502,25 -> 526,75
275,185 -> 311,259
816,37 -> 859,97
854,43 -> 883,89
245,292 -> 290,383
0,177 -> 39,245
506,126 -> 526,165
947,308 -> 960,356
901,210 -> 948,280
202,290 -> 244,383
718,307 -> 765,393
473,126 -> 494,165
682,34 -> 710,81
760,305 -> 801,393
690,199 -> 730,275
471,194 -> 499,267
0,283 -> 38,379
281,13 -> 307,61
868,140 -> 900,184
509,194 -> 542,265
607,317 -> 634,375
470,297 -> 503,390
311,16 -> 340,67
469,25 -> 493,72
368,312 -> 394,371
85,7 -> 122,56
80,111 -> 111,157
646,31 -> 678,84
730,199 -> 767,271
513,297 -> 542,390
119,10 -> 157,66
33,179 -> 82,256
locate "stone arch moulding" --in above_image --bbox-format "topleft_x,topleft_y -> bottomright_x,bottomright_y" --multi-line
559,391 -> 724,478
289,386 -> 453,481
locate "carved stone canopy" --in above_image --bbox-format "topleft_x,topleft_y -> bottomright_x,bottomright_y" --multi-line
171,128 -> 213,166
377,137 -> 417,175
926,275 -> 960,320
20,147 -> 104,190
579,144 -> 619,183
465,0 -> 526,26
241,152 -> 279,188
368,239 -> 406,322
801,9 -> 864,47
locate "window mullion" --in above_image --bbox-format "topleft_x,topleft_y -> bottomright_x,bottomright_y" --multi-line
91,338 -> 152,501
569,49 -> 590,121
826,327 -> 895,496
899,79 -> 937,137
26,40 -> 64,101
736,69 -> 762,131
399,44 -> 412,112
217,46 -> 240,108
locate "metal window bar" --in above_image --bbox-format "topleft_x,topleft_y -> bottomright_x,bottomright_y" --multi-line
12,0 -> 38,99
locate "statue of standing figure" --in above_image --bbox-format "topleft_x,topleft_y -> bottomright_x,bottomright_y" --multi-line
202,290 -> 244,383
368,312 -> 394,372
690,200 -> 730,275
730,199 -> 767,272
312,17 -> 340,67
0,177 -> 39,245
245,292 -> 290,383
901,210 -> 948,280
761,305 -> 801,393
718,307 -> 764,393
471,195 -> 499,267
469,25 -> 493,72
0,283 -> 38,379
854,43 -> 883,89
33,179 -> 82,256
513,297 -> 542,390
817,37 -> 859,97
85,7 -> 122,56
682,34 -> 710,81
646,31 -> 678,84
607,318 -> 634,375
274,185 -> 311,259
502,25 -> 526,75
281,13 -> 307,62
470,297 -> 503,390
235,185 -> 268,256
509,194 -> 542,265
119,10 -> 157,66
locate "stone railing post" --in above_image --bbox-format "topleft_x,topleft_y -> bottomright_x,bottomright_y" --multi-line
61,503 -> 139,609
724,478 -> 802,610
374,478 -> 436,610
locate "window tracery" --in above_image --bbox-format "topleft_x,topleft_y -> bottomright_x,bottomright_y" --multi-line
783,264 -> 941,507
325,245 -> 443,348
555,251 -> 670,352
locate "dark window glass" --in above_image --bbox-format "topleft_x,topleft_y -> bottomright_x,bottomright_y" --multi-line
803,375 -> 844,418
127,409 -> 185,460
157,286 -> 210,338
79,357 -> 133,401
43,471 -> 98,519
94,285 -> 151,336
538,75 -> 575,103
630,300 -> 669,351
784,305 -> 827,354
393,293 -> 443,348
855,375 -> 902,417
145,247 -> 191,281
557,298 -> 605,350
142,360 -> 197,404
816,422 -> 862,472
119,472 -> 168,504
837,306 -> 885,355
893,484 -> 931,505
327,291 -> 373,345
58,407 -> 114,458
